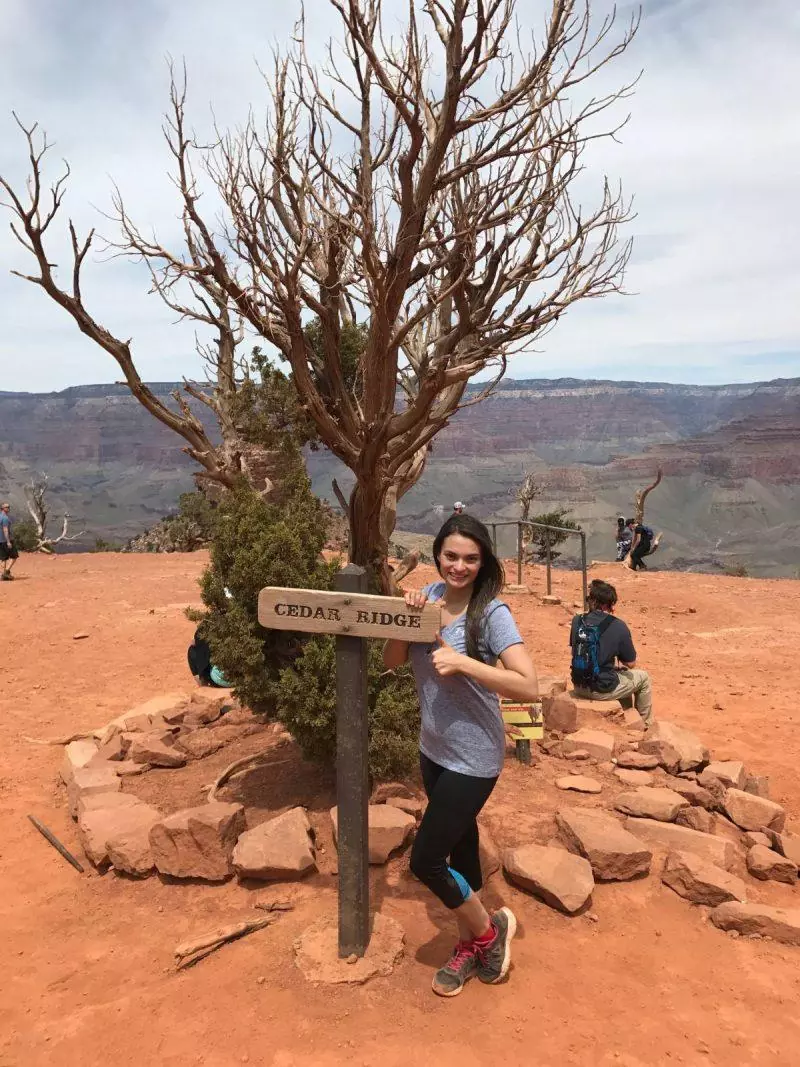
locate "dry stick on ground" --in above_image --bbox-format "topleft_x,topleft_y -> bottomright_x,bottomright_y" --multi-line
206,751 -> 292,801
22,731 -> 95,745
174,903 -> 293,970
28,815 -> 85,873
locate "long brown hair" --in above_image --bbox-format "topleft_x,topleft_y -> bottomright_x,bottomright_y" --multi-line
432,514 -> 504,660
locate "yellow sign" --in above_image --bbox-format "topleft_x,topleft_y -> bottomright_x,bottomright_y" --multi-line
257,587 -> 441,642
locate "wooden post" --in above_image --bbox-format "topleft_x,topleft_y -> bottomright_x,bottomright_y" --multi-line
580,531 -> 588,609
545,527 -> 552,595
334,565 -> 370,958
516,523 -> 523,586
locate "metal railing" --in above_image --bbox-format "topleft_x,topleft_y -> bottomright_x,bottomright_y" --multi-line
489,520 -> 588,608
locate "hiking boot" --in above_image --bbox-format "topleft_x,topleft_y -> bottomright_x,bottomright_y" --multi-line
431,940 -> 479,997
1,572 -> 10,581
475,907 -> 517,985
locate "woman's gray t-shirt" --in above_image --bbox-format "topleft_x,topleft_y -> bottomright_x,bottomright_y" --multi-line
408,581 -> 524,779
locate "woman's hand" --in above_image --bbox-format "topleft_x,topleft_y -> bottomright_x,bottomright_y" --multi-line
404,589 -> 429,611
430,633 -> 466,678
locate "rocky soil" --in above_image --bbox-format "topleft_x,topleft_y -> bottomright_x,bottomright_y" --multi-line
2,552 -> 800,1065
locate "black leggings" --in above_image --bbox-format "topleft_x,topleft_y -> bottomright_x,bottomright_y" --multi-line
409,753 -> 498,910
629,543 -> 652,570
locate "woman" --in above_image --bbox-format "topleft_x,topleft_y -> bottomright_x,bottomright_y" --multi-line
615,516 -> 632,562
384,513 -> 538,997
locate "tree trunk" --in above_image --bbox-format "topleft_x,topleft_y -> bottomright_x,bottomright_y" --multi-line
348,479 -> 394,594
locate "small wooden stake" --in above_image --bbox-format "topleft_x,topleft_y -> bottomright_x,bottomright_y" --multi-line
28,814 -> 85,873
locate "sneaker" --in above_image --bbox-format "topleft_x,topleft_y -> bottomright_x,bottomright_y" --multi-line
475,907 -> 517,985
431,940 -> 479,997
0,572 -> 10,581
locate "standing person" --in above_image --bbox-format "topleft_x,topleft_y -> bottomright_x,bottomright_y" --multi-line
627,518 -> 661,570
453,501 -> 465,515
384,513 -> 539,997
0,502 -> 18,581
569,578 -> 653,723
615,516 -> 632,562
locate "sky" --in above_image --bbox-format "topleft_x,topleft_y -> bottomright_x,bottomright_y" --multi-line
1,0 -> 799,393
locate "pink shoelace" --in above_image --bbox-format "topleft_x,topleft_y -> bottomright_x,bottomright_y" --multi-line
444,941 -> 477,972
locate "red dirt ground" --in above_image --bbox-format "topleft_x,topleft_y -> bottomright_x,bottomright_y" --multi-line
2,553 -> 800,1067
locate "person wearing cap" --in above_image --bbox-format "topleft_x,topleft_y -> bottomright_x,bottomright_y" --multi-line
453,502 -> 465,515
0,502 -> 19,581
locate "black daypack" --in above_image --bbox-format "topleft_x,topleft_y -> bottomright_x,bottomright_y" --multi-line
570,614 -> 615,691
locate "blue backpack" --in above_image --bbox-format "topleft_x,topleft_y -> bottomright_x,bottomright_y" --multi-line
571,614 -> 615,690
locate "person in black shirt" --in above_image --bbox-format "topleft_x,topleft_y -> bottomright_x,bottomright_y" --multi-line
626,519 -> 662,571
569,579 -> 653,723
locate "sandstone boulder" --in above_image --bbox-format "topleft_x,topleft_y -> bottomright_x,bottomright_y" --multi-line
67,763 -> 121,818
613,787 -> 689,822
92,731 -> 127,763
705,760 -> 747,790
746,844 -> 798,884
744,774 -> 771,799
614,768 -> 653,788
662,850 -> 747,906
615,751 -> 660,771
556,775 -> 602,794
743,830 -> 773,849
542,694 -> 579,735
385,796 -> 425,818
503,844 -> 594,914
370,782 -> 415,804
60,739 -> 99,784
233,807 -> 316,881
696,769 -> 727,807
150,802 -> 245,880
722,788 -> 785,833
79,801 -> 161,873
556,807 -> 651,881
774,831 -> 800,867
76,790 -> 143,821
637,721 -> 709,774
620,707 -> 646,732
710,902 -> 800,946
330,805 -> 415,865
479,826 -> 502,881
663,776 -> 715,810
561,729 -> 615,761
129,731 -> 187,769
623,817 -> 736,870
675,807 -> 715,834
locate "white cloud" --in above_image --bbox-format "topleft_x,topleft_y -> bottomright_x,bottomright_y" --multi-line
1,0 -> 798,391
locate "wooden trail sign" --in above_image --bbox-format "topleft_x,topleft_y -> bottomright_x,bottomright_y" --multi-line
259,568 -> 439,959
258,587 -> 441,642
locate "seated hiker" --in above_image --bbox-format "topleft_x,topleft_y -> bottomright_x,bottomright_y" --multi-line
615,516 -> 632,562
626,518 -> 661,571
569,579 -> 652,724
187,627 -> 230,687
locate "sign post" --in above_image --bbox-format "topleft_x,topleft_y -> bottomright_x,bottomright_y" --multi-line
333,564 -> 370,957
258,577 -> 440,958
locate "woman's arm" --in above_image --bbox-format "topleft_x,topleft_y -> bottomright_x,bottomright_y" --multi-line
431,637 -> 539,702
383,588 -> 427,670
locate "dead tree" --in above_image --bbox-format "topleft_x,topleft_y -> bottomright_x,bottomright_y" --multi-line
2,1 -> 638,589
0,103 -> 294,499
24,475 -> 84,553
634,469 -> 663,524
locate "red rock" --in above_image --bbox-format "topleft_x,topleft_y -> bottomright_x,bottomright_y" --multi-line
675,807 -> 715,834
330,805 -> 415,864
60,739 -> 99,784
564,749 -> 591,761
503,844 -> 594,914
79,802 -> 161,872
621,707 -> 646,732
744,774 -> 771,799
114,760 -> 147,776
129,731 -> 187,768
561,729 -> 615,761
479,825 -> 502,881
385,796 -> 425,818
743,830 -> 773,849
710,902 -> 800,946
232,807 -> 316,881
92,732 -> 126,763
67,763 -> 121,818
623,817 -> 736,870
614,787 -> 689,822
663,776 -> 715,810
696,769 -> 727,808
542,694 -> 578,735
746,844 -> 798,884
705,761 -> 747,790
638,721 -> 710,774
556,775 -> 602,794
150,802 -> 245,880
556,807 -> 652,881
615,751 -> 660,770
537,674 -> 568,697
370,782 -> 416,804
614,768 -> 653,787
76,791 -> 143,821
662,850 -> 747,906
774,831 -> 800,867
722,788 -> 785,832
174,731 -> 226,760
